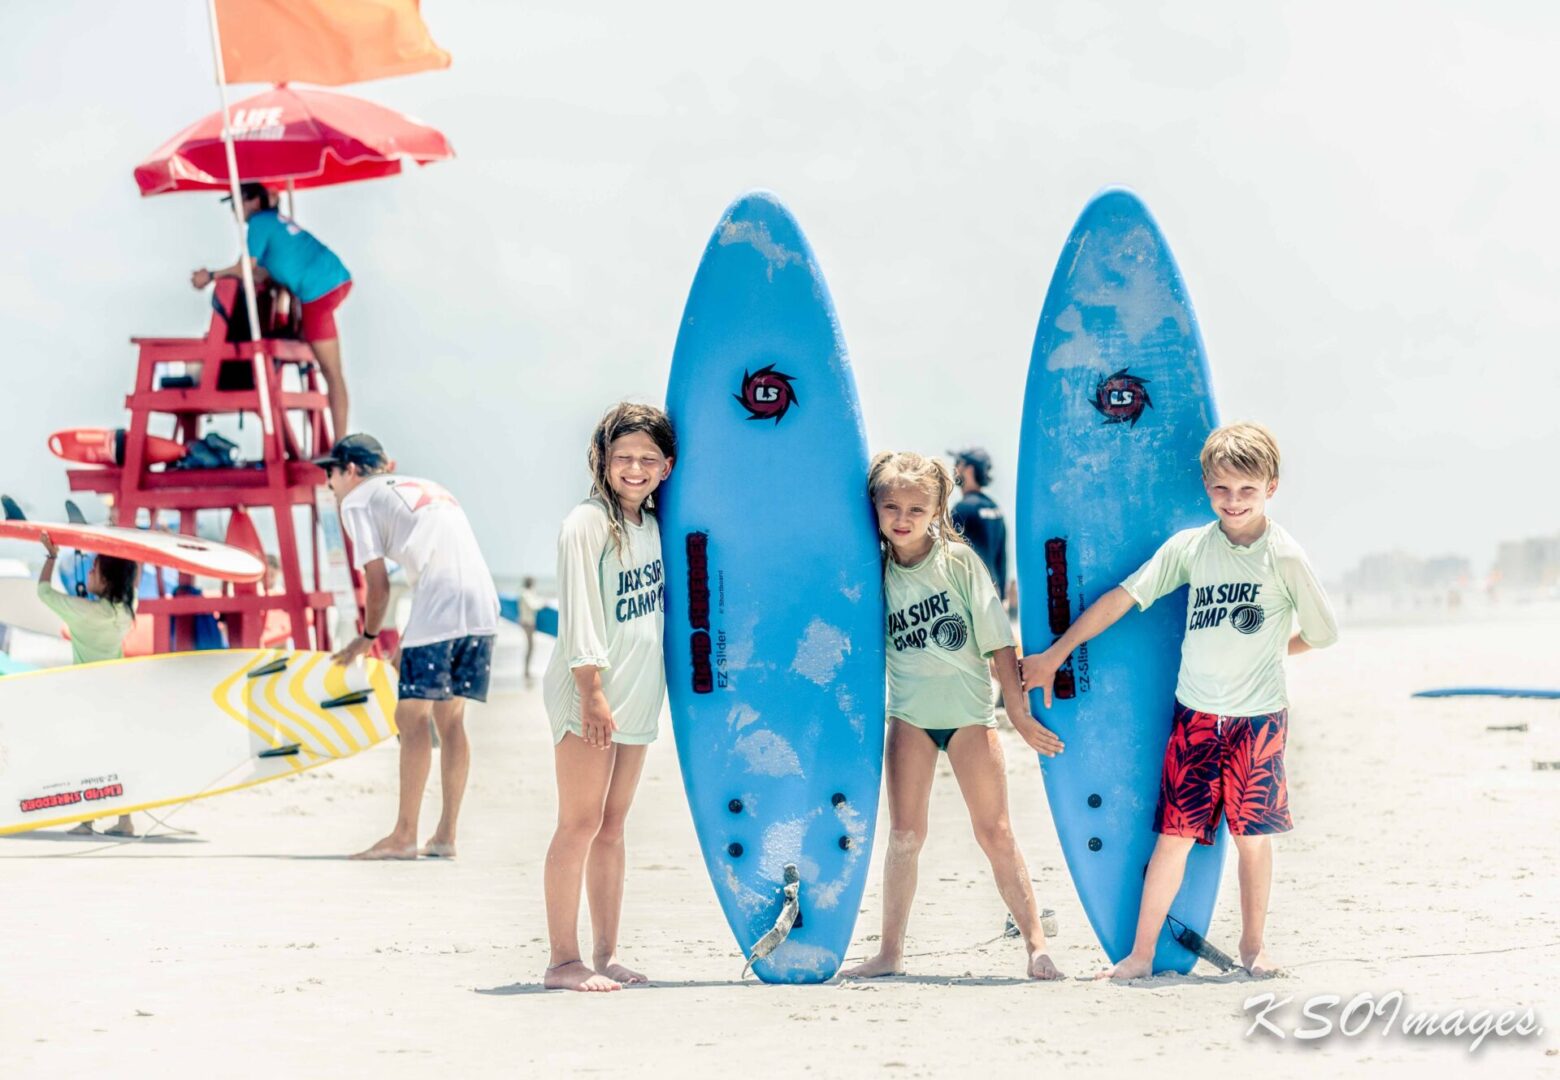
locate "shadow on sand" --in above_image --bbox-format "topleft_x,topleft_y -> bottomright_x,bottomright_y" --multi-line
1,830 -> 206,847
476,978 -> 757,996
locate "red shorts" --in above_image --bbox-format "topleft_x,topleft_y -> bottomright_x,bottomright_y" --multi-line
301,280 -> 352,341
1153,701 -> 1293,846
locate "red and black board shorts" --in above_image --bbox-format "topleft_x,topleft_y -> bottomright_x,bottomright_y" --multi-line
1153,700 -> 1293,846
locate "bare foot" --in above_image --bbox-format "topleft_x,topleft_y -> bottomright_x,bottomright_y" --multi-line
420,839 -> 457,859
544,960 -> 620,992
1095,953 -> 1153,980
593,955 -> 648,985
1242,947 -> 1281,978
841,952 -> 905,979
67,821 -> 96,835
349,835 -> 418,860
1028,951 -> 1064,980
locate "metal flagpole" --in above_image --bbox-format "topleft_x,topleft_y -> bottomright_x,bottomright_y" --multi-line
203,0 -> 275,441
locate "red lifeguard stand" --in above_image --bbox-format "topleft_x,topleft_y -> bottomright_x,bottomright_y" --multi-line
65,278 -> 356,652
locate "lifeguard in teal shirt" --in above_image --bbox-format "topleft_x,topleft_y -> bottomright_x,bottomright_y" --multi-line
192,182 -> 354,438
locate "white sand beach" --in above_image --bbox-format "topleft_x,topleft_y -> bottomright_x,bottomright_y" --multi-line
3,612 -> 1556,1078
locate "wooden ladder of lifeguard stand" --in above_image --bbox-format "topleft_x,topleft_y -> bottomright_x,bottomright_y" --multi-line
64,278 -> 359,653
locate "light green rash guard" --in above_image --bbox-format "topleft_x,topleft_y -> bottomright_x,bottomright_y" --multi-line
35,583 -> 135,665
543,499 -> 666,745
1121,520 -> 1339,716
885,538 -> 1014,730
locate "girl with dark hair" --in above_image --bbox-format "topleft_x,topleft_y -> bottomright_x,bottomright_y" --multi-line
35,533 -> 139,836
542,402 -> 675,992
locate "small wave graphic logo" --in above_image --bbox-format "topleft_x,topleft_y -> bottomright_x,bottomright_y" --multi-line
931,614 -> 968,651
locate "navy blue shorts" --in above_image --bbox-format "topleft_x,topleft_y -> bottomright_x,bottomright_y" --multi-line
398,634 -> 495,702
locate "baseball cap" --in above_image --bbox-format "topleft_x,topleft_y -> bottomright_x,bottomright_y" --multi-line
950,447 -> 993,485
221,181 -> 270,205
950,447 -> 993,470
311,433 -> 387,472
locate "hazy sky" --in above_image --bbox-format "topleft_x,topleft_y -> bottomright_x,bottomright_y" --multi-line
1,1 -> 1555,581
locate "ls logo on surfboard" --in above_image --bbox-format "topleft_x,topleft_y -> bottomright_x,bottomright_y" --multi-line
735,364 -> 799,423
1090,368 -> 1153,427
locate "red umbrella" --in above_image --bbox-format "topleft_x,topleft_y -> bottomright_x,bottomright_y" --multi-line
135,85 -> 453,196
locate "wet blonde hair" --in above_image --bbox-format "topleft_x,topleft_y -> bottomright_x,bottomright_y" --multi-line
866,451 -> 967,558
587,401 -> 677,555
1200,422 -> 1281,484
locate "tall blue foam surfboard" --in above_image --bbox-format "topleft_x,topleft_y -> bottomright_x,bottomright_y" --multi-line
662,191 -> 884,984
1017,189 -> 1226,974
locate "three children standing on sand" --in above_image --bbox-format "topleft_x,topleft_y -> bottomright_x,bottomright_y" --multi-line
312,410 -> 1334,993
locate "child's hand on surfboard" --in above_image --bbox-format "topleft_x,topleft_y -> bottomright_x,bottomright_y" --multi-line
38,532 -> 59,560
1008,706 -> 1065,757
1019,648 -> 1066,709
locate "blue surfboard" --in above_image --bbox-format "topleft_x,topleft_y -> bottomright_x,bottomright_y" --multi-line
1413,687 -> 1560,700
661,192 -> 884,984
1016,189 -> 1226,974
497,594 -> 558,637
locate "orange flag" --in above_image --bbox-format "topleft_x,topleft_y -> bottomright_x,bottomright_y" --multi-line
215,0 -> 450,86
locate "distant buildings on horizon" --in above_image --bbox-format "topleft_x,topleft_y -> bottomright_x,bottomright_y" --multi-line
1339,531 -> 1560,596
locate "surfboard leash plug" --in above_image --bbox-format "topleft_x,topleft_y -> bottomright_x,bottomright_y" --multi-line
741,863 -> 801,979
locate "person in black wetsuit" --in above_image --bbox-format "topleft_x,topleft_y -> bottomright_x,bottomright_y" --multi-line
949,448 -> 1010,609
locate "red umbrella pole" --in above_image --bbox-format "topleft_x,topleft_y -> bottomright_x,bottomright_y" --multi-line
202,0 -> 275,443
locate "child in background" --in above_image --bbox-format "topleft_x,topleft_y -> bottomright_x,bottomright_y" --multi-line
1022,423 -> 1338,978
519,575 -> 542,684
37,534 -> 139,837
844,452 -> 1064,981
542,403 -> 675,992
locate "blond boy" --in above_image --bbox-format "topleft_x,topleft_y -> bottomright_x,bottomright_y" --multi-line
1022,423 -> 1338,978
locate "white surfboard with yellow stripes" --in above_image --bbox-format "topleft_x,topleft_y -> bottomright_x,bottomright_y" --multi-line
0,649 -> 397,835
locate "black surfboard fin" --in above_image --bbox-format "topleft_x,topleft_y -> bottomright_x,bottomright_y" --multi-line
1166,914 -> 1237,972
1,495 -> 25,521
246,656 -> 290,678
259,743 -> 301,759
64,500 -> 88,525
321,690 -> 371,709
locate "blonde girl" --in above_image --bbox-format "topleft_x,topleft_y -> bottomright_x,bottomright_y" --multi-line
844,452 -> 1065,981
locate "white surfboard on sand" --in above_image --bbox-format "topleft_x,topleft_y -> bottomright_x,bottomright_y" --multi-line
0,649 -> 398,834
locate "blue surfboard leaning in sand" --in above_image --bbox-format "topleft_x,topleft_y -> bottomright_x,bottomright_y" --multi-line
661,191 -> 884,984
1016,189 -> 1226,973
